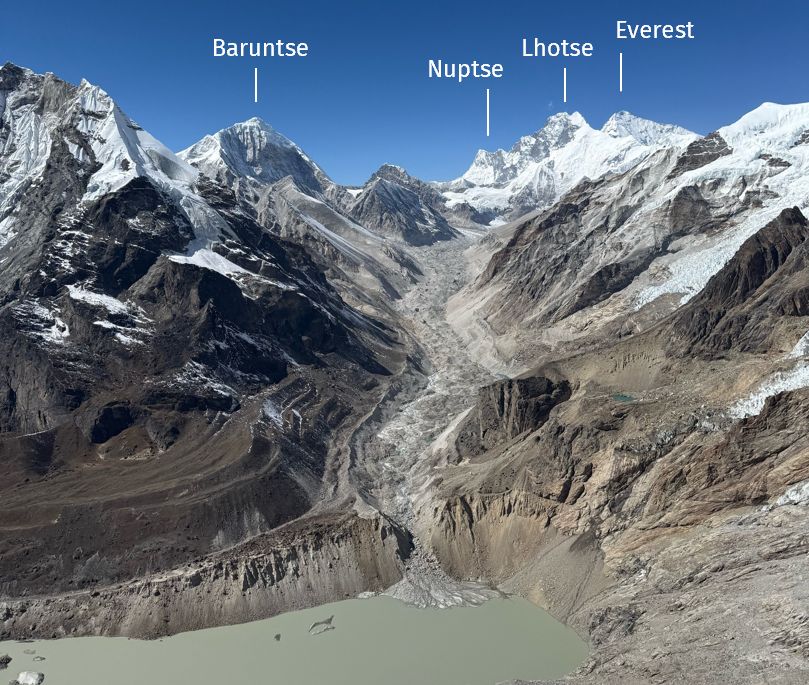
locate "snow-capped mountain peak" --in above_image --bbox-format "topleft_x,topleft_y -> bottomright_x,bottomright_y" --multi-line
443,110 -> 695,222
231,116 -> 304,152
541,111 -> 588,140
719,101 -> 809,150
460,112 -> 589,187
601,110 -> 695,147
179,118 -> 330,193
72,79 -> 198,201
0,63 -> 200,247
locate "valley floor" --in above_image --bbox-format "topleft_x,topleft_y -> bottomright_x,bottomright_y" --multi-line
348,230 -> 809,685
4,224 -> 809,685
352,233 -> 504,607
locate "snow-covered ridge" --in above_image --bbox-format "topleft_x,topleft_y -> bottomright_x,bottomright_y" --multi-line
718,102 -> 809,149
459,112 -> 588,187
631,101 -> 809,308
602,110 -> 694,146
67,284 -> 130,314
75,79 -> 198,201
441,110 -> 697,220
178,116 -> 330,192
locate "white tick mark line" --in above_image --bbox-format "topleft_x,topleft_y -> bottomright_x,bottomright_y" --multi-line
254,67 -> 258,103
619,52 -> 623,92
486,88 -> 491,137
563,67 -> 567,103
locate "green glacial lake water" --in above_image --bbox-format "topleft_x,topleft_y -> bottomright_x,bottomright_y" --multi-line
612,392 -> 636,403
0,596 -> 588,685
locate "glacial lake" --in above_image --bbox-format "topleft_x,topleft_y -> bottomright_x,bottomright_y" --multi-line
0,596 -> 588,685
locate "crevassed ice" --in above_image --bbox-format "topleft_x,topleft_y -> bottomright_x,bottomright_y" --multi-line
775,480 -> 809,507
634,103 -> 809,308
790,329 -> 809,357
633,206 -> 786,308
729,362 -> 809,418
0,97 -> 52,250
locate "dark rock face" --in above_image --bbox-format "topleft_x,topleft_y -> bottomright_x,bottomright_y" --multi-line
478,191 -> 603,326
87,403 -> 138,443
643,388 -> 809,516
0,65 -> 405,598
474,168 -> 721,327
368,164 -> 489,227
453,375 -> 571,460
348,176 -> 457,246
793,130 -> 809,147
759,153 -> 791,168
668,207 -> 809,357
370,165 -> 447,212
668,132 -> 732,177
0,169 -> 385,435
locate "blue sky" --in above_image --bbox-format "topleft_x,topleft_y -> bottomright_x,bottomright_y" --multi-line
3,0 -> 808,184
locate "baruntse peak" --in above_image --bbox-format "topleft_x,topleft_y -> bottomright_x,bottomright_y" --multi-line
233,116 -> 283,135
212,116 -> 297,147
180,117 -> 329,192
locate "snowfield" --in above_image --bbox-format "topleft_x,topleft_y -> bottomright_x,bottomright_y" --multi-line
441,110 -> 696,218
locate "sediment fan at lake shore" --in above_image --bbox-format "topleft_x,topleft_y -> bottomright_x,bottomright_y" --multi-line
2,61 -> 809,685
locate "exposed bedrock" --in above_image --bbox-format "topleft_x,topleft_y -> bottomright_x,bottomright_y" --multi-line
667,131 -> 732,178
422,354 -> 809,682
667,206 -> 809,357
451,376 -> 572,461
428,491 -> 607,625
347,174 -> 458,246
0,512 -> 411,640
